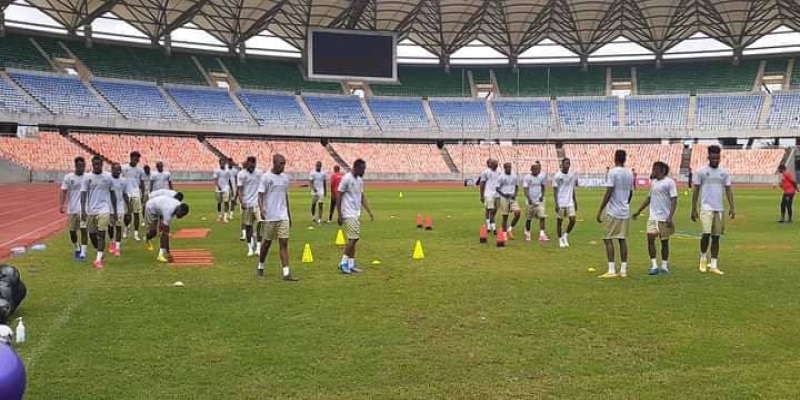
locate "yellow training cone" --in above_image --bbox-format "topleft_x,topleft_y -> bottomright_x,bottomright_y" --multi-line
412,240 -> 425,260
301,243 -> 314,263
371,259 -> 382,265
335,229 -> 346,245
399,192 -> 404,198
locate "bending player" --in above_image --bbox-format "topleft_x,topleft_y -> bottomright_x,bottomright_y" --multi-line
151,161 -> 173,191
328,165 -> 343,223
256,154 -> 298,281
213,158 -> 231,222
522,161 -> 549,242
149,189 -> 183,200
595,150 -> 634,278
122,151 -> 145,241
59,156 -> 88,260
778,163 -> 796,223
479,158 -> 500,234
80,156 -> 118,270
309,161 -> 327,225
553,158 -> 578,248
238,156 -> 263,256
109,163 -> 128,257
633,162 -> 677,275
496,162 -> 521,239
338,159 -> 374,274
691,145 -> 734,275
145,195 -> 190,263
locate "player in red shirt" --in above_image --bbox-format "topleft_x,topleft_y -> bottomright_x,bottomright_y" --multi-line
778,163 -> 797,223
328,165 -> 344,223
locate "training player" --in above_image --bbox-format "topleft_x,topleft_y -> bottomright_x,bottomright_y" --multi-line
553,158 -> 578,248
81,156 -> 118,270
108,163 -> 128,257
596,150 -> 634,278
691,145 -> 735,275
328,165 -> 344,223
633,162 -> 678,275
238,156 -> 263,256
149,189 -> 183,200
227,158 -> 238,221
338,159 -> 374,274
522,161 -> 550,242
479,158 -> 500,234
257,154 -> 298,281
309,161 -> 327,225
213,158 -> 231,222
122,151 -> 145,241
777,163 -> 796,223
145,194 -> 190,263
151,161 -> 172,191
496,162 -> 521,238
59,156 -> 88,260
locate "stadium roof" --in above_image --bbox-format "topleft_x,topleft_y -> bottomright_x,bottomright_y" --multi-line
4,0 -> 800,63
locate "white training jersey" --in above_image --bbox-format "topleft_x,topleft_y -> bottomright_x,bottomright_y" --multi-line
479,168 -> 501,198
649,177 -> 678,221
523,173 -> 547,203
228,166 -> 238,187
213,168 -> 231,193
694,166 -> 731,212
146,196 -> 181,225
81,172 -> 114,215
150,171 -> 171,191
552,172 -> 577,208
122,164 -> 144,198
110,176 -> 127,214
237,169 -> 262,207
259,172 -> 290,221
143,174 -> 152,193
496,172 -> 519,197
309,171 -> 326,197
150,189 -> 177,199
604,166 -> 635,219
338,172 -> 364,219
61,173 -> 85,214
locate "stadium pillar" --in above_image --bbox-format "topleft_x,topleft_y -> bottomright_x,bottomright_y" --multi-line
164,34 -> 172,56
84,24 -> 93,48
510,55 -> 518,73
238,43 -> 246,61
732,48 -> 742,66
0,9 -> 5,38
442,55 -> 450,74
580,55 -> 588,72
655,53 -> 663,69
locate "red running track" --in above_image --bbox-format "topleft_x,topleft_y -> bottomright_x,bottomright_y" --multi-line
0,184 -> 64,261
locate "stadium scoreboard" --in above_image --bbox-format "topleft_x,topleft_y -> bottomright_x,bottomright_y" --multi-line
307,28 -> 397,83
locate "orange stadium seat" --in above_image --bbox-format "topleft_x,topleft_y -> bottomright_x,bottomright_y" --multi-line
563,144 -> 683,175
70,132 -> 218,172
330,143 -> 450,174
206,138 -> 334,174
0,131 -> 90,171
446,144 -> 559,175
690,145 -> 784,175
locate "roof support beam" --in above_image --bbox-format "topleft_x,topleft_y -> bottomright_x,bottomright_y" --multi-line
75,0 -> 123,28
327,0 -> 372,29
235,0 -> 291,46
158,0 -> 210,38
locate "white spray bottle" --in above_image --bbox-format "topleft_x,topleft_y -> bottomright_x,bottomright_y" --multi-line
15,317 -> 25,344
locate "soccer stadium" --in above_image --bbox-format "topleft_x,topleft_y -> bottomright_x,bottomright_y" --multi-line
0,0 -> 799,397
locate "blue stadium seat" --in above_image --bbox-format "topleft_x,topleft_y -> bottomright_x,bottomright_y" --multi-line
166,86 -> 252,125
237,91 -> 309,127
303,95 -> 370,128
367,98 -> 429,130
9,72 -> 116,117
428,99 -> 490,131
0,77 -> 40,114
92,79 -> 182,120
695,94 -> 764,128
767,92 -> 800,128
625,96 -> 689,128
557,97 -> 619,128
491,99 -> 551,132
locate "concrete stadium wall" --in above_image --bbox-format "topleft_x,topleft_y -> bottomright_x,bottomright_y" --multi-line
0,158 -> 32,183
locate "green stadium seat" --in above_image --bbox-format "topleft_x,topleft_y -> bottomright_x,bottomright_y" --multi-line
221,57 -> 342,94
764,59 -> 788,75
495,66 -> 606,97
0,33 -> 53,71
31,36 -> 71,60
196,54 -> 225,75
637,61 -> 758,94
791,59 -> 800,89
371,66 -> 469,97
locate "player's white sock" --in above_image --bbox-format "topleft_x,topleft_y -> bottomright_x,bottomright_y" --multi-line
282,266 -> 290,277
485,219 -> 491,229
256,241 -> 262,255
116,242 -> 121,250
661,260 -> 669,271
710,258 -> 718,270
96,251 -> 103,262
341,255 -> 348,265
257,262 -> 264,270
607,262 -> 615,274
347,258 -> 355,270
158,248 -> 165,257
650,259 -> 658,269
133,231 -> 140,241
508,226 -> 514,233
241,229 -> 246,239
620,262 -> 627,275
80,245 -> 88,256
700,252 -> 708,261
539,230 -> 546,236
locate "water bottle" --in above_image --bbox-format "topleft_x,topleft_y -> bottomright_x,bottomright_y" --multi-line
30,244 -> 47,251
15,317 -> 25,344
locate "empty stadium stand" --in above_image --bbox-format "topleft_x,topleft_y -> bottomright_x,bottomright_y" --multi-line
625,96 -> 689,128
0,131 -> 89,171
637,61 -> 759,95
0,34 -> 52,71
205,137 -> 334,174
695,94 -> 764,129
494,66 -> 606,97
9,71 -> 116,118
367,98 -> 430,131
166,86 -> 251,125
0,76 -> 41,114
491,99 -> 552,132
690,144 -> 784,175
31,36 -> 71,60
557,97 -> 619,128
447,143 -> 559,175
303,95 -> 371,128
220,57 -> 342,94
237,91 -> 309,127
92,79 -> 183,121
330,142 -> 450,174
429,99 -> 490,132
371,67 -> 469,97
563,144 -> 683,175
70,132 -> 217,172
766,92 -> 800,128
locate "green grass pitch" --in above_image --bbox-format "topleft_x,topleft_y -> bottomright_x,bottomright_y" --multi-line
9,186 -> 800,399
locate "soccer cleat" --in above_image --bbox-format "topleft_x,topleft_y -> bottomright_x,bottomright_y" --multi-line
524,232 -> 532,242
113,248 -> 121,257
648,268 -> 660,276
350,266 -> 363,274
507,231 -> 515,240
108,242 -> 116,252
146,241 -> 154,251
709,268 -> 725,275
339,262 -> 351,274
599,272 -> 619,279
660,269 -> 670,275
620,272 -> 627,278
564,238 -> 570,247
247,248 -> 256,257
122,230 -> 128,239
699,259 -> 708,273
157,254 -> 168,263
93,260 -> 104,270
257,269 -> 265,279
558,238 -> 566,248
539,234 -> 550,242
282,274 -> 300,282
73,249 -> 82,260
133,233 -> 141,242
223,216 -> 229,223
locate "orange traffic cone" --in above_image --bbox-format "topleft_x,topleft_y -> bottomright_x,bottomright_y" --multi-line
424,216 -> 433,230
496,229 -> 507,247
479,224 -> 488,243
416,214 -> 423,228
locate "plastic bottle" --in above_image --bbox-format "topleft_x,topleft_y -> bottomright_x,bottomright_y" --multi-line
15,317 -> 25,344
30,244 -> 47,251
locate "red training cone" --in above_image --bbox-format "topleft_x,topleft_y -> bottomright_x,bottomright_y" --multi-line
415,214 -> 423,228
479,224 -> 488,243
425,216 -> 433,230
496,229 -> 507,247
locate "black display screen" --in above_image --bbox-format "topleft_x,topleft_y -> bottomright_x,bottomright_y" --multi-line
310,30 -> 395,80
